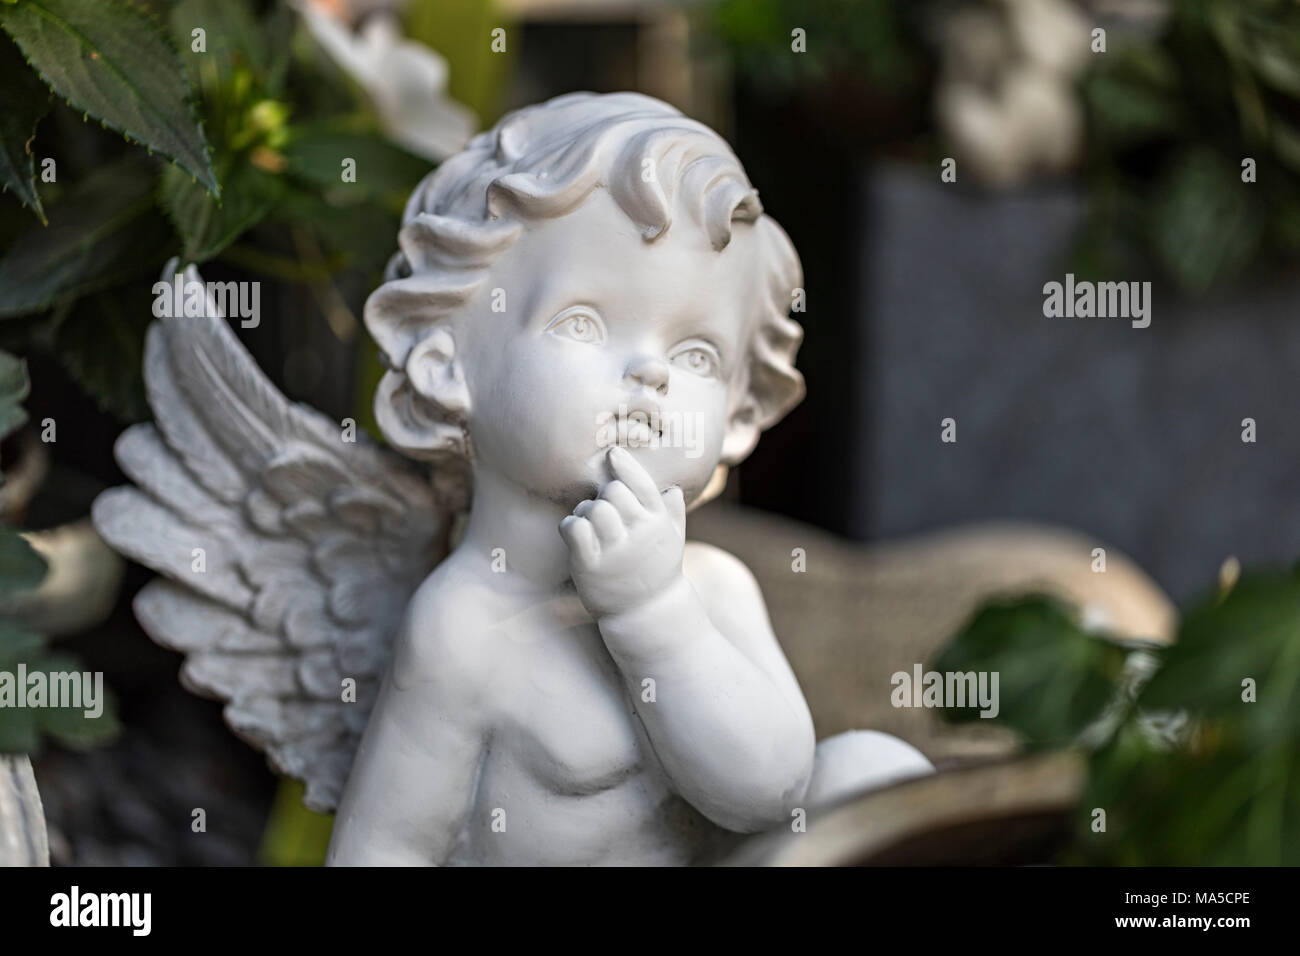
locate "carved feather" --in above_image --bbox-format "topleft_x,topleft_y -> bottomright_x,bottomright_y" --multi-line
93,261 -> 445,813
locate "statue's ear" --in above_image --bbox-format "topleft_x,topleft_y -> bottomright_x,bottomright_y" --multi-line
719,347 -> 806,466
405,327 -> 470,415
719,400 -> 761,466
373,327 -> 472,461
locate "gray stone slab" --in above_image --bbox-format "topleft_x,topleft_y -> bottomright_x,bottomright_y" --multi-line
853,164 -> 1300,600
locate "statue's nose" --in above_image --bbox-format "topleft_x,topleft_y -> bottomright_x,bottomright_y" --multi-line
624,355 -> 669,396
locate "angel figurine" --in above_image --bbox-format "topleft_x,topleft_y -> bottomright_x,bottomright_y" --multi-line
93,92 -> 932,866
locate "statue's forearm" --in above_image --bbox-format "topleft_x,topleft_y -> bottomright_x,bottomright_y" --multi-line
597,576 -> 815,832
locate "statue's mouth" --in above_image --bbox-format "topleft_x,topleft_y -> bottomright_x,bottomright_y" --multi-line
603,402 -> 663,449
622,420 -> 662,447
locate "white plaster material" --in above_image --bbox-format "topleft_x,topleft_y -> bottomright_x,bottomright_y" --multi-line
93,92 -> 932,866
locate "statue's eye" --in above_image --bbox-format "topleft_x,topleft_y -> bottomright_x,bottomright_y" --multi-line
670,343 -> 720,378
545,307 -> 605,344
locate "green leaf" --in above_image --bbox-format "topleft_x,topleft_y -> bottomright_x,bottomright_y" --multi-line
1237,7 -> 1300,99
169,0 -> 268,87
0,517 -> 119,757
1082,46 -> 1186,149
0,706 -> 38,756
0,524 -> 46,602
159,158 -> 282,263
259,1 -> 294,98
1075,564 -> 1300,865
1139,568 -> 1300,736
0,0 -> 217,195
0,621 -> 45,668
931,595 -> 1128,748
52,284 -> 151,421
1149,149 -> 1266,294
0,648 -> 121,754
1079,723 -> 1298,865
0,30 -> 50,221
0,348 -> 29,448
277,187 -> 401,276
32,652 -> 120,748
37,695 -> 121,748
0,160 -> 173,317
711,0 -> 917,92
283,125 -> 429,200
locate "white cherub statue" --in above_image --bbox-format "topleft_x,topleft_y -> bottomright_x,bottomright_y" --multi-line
93,92 -> 932,866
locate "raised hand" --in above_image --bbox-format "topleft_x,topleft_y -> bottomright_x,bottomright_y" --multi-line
559,446 -> 687,618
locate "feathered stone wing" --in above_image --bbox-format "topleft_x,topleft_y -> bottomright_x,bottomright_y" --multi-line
92,264 -> 445,812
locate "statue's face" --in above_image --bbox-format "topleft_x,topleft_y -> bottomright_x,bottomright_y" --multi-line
461,188 -> 761,509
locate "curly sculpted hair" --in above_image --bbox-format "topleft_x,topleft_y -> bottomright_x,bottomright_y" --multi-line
364,91 -> 804,510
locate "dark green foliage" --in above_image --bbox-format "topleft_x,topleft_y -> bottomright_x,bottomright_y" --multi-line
936,566 -> 1300,864
1078,0 -> 1300,292
0,349 -> 120,754
0,0 -> 431,421
932,595 -> 1128,748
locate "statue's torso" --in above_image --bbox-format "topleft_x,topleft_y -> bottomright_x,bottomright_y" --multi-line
430,557 -> 727,866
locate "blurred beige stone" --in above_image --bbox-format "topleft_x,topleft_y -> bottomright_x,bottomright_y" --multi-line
690,503 -> 1176,767
7,520 -> 124,637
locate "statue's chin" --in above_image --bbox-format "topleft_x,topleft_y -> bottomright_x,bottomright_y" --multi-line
534,457 -> 607,510
532,446 -> 716,512
545,480 -> 602,512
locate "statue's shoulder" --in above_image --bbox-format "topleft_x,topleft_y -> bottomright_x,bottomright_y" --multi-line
388,554 -> 503,701
683,540 -> 763,601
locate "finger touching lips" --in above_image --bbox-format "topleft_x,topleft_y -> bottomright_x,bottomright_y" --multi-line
607,446 -> 661,509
